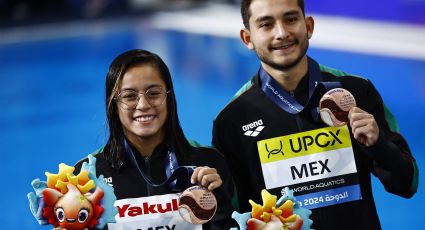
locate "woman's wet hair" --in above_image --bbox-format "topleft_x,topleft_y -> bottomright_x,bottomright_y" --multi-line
104,49 -> 190,168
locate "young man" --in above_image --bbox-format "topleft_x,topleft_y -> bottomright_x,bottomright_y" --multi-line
212,0 -> 418,229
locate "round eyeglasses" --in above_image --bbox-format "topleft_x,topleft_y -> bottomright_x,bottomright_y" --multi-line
115,87 -> 171,110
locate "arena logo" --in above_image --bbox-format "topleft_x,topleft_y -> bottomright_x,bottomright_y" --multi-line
117,199 -> 179,217
242,119 -> 265,137
103,176 -> 113,187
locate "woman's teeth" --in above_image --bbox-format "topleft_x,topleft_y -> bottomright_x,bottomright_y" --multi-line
135,116 -> 154,122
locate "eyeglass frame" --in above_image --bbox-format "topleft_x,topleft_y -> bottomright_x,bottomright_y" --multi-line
114,87 -> 172,110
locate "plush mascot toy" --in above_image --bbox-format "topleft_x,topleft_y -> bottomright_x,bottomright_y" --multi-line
28,154 -> 117,229
231,188 -> 313,230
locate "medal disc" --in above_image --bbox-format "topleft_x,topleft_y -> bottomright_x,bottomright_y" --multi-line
319,88 -> 356,127
178,186 -> 217,225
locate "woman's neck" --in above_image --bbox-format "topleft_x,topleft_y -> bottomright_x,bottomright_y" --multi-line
124,131 -> 165,157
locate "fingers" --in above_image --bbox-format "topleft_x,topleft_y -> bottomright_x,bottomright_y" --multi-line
191,166 -> 223,191
352,125 -> 378,146
348,107 -> 369,126
206,175 -> 223,191
247,215 -> 283,230
348,107 -> 379,146
247,218 -> 267,230
191,167 -> 200,184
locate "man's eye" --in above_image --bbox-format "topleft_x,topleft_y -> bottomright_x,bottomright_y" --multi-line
287,16 -> 298,23
259,23 -> 270,28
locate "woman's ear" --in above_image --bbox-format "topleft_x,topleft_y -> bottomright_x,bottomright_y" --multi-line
240,28 -> 254,50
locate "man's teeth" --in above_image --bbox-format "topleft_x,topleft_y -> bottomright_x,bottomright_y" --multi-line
135,116 -> 154,122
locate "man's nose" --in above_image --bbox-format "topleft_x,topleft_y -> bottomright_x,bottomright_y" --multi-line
275,23 -> 289,39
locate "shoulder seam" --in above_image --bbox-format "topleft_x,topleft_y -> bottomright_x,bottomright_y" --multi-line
319,64 -> 365,80
320,65 -> 401,134
75,146 -> 104,165
216,78 -> 255,117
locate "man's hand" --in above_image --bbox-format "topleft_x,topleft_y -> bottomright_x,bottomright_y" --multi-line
191,166 -> 222,191
348,107 -> 379,147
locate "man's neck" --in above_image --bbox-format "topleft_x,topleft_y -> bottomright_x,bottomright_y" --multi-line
262,57 -> 308,92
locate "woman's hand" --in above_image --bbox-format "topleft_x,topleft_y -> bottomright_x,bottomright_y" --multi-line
247,215 -> 283,230
191,166 -> 222,191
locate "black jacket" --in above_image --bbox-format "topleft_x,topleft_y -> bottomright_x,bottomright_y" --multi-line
213,60 -> 418,230
75,142 -> 237,230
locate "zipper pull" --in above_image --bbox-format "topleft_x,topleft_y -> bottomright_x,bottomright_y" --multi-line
290,91 -> 295,97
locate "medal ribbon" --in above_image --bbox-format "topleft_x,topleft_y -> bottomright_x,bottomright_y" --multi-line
123,138 -> 195,192
259,57 -> 341,120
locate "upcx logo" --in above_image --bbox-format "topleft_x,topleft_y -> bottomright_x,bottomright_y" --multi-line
242,119 -> 265,137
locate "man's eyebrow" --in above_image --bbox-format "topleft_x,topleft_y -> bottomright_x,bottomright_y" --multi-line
254,16 -> 274,24
254,10 -> 301,24
283,10 -> 301,17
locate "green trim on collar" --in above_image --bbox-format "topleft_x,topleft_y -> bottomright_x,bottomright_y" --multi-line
189,139 -> 207,147
319,64 -> 364,79
230,78 -> 255,102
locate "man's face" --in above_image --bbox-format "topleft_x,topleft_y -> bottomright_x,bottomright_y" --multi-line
241,0 -> 313,71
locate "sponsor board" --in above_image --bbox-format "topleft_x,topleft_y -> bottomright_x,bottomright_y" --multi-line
257,125 -> 361,209
108,194 -> 201,230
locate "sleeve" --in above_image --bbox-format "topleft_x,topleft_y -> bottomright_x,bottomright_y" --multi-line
212,116 -> 247,211
361,80 -> 418,198
203,148 -> 238,229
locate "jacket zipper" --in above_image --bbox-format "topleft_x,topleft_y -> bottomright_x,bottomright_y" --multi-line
290,91 -> 303,132
144,156 -> 151,196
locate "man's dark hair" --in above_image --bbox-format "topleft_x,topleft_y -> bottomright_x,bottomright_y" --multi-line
241,0 -> 305,29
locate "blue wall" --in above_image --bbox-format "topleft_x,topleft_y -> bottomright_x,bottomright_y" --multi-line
307,0 -> 425,24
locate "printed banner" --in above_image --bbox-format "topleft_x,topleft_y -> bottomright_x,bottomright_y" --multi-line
108,194 -> 201,230
257,125 -> 362,209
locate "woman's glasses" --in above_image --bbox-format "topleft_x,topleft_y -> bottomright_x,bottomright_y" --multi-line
116,87 -> 171,110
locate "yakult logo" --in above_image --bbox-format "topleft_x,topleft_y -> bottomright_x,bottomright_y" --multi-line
242,119 -> 265,137
109,194 -> 202,230
117,198 -> 179,217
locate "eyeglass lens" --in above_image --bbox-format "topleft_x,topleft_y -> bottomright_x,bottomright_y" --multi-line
118,87 -> 167,108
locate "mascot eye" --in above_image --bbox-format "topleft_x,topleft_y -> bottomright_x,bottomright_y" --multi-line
56,208 -> 65,222
78,209 -> 89,223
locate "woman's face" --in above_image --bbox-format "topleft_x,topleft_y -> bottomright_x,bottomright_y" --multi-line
117,64 -> 168,143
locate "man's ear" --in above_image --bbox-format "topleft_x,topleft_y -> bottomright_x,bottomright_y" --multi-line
240,28 -> 254,50
305,16 -> 315,39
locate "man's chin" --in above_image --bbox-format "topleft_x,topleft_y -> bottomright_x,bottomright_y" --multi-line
268,59 -> 300,71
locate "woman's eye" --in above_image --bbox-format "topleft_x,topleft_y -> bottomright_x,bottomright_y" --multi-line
121,92 -> 137,99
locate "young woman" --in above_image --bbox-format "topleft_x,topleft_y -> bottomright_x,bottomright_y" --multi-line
74,49 -> 236,229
